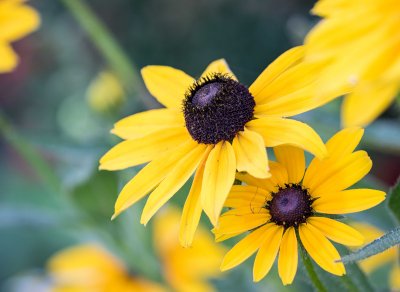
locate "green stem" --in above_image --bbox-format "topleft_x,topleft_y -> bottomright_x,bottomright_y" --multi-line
300,246 -> 327,292
61,0 -> 156,108
0,110 -> 62,193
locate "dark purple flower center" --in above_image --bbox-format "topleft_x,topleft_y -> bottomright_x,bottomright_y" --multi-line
266,184 -> 313,227
183,74 -> 255,145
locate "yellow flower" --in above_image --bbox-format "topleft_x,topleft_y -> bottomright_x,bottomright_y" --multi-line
350,222 -> 399,290
86,70 -> 126,114
214,128 -> 386,285
153,206 -> 225,292
47,244 -> 165,292
305,0 -> 400,127
100,46 -> 343,246
0,0 -> 40,73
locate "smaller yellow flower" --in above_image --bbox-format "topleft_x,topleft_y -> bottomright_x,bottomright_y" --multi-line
153,206 -> 225,292
214,128 -> 386,285
0,0 -> 40,73
350,222 -> 399,291
47,244 -> 165,292
86,70 -> 126,114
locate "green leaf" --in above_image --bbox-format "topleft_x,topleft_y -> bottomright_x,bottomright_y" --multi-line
340,226 -> 400,264
388,177 -> 400,223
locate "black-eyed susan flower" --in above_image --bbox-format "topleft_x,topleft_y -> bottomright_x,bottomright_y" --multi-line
47,244 -> 166,292
0,0 -> 40,73
350,222 -> 399,290
153,207 -> 225,292
100,46 -> 344,247
214,128 -> 386,285
304,0 -> 400,127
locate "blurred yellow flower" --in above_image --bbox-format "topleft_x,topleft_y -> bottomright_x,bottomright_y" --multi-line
350,222 -> 399,290
47,244 -> 166,292
87,70 -> 126,114
153,207 -> 225,292
305,0 -> 400,127
0,0 -> 40,73
214,128 -> 386,285
100,46 -> 344,246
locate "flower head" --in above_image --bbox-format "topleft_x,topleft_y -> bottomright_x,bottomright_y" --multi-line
305,0 -> 400,127
214,128 -> 386,285
0,0 -> 40,72
100,46 -> 343,246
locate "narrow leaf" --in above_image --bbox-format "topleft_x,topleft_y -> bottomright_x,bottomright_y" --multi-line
388,177 -> 400,223
339,226 -> 400,264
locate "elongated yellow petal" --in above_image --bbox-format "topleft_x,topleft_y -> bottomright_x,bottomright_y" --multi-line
342,82 -> 398,127
111,109 -> 184,139
141,144 -> 208,225
273,145 -> 305,183
325,127 -> 364,158
299,224 -> 345,276
250,46 -> 305,103
232,128 -> 270,179
306,151 -> 372,195
99,128 -> 190,170
201,141 -> 236,226
312,189 -> 385,214
0,42 -> 18,72
112,140 -> 196,219
236,161 -> 288,193
200,58 -> 237,80
308,217 -> 364,246
141,66 -> 194,108
247,117 -> 327,159
278,227 -> 298,285
253,225 -> 284,282
215,211 -> 269,236
224,185 -> 269,209
220,224 -> 272,271
179,146 -> 212,247
390,264 -> 400,290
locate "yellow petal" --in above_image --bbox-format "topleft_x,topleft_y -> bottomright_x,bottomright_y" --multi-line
0,2 -> 40,42
179,147 -> 212,247
201,141 -> 236,226
224,185 -> 270,209
215,210 -> 269,236
220,224 -> 272,271
112,140 -> 197,219
253,225 -> 284,282
342,82 -> 398,127
141,144 -> 208,225
307,217 -> 364,246
299,224 -> 345,276
200,58 -> 237,80
99,128 -> 190,171
247,117 -> 327,159
250,46 -> 305,102
305,151 -> 372,195
111,109 -> 184,139
232,128 -> 270,179
390,264 -> 400,290
273,145 -> 305,183
278,227 -> 298,285
0,42 -> 18,72
141,65 -> 194,108
325,127 -> 364,158
236,161 -> 288,193
312,189 -> 386,214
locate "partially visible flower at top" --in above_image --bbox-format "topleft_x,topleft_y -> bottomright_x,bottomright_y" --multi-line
100,46 -> 345,246
214,128 -> 386,285
47,244 -> 165,292
86,70 -> 126,114
305,0 -> 400,127
0,0 -> 40,73
153,206 -> 225,292
350,222 -> 399,290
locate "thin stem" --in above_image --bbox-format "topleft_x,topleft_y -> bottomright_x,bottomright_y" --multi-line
300,245 -> 327,292
0,110 -> 62,193
61,0 -> 157,108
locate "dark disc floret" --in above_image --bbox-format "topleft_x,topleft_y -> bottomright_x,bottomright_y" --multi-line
183,73 -> 255,144
265,184 -> 314,227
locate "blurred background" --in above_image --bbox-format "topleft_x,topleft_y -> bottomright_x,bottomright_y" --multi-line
1,0 -> 399,291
